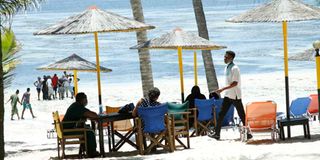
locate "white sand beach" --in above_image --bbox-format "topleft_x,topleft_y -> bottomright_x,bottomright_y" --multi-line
4,68 -> 320,160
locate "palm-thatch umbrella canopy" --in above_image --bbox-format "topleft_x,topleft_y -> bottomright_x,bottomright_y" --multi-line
131,27 -> 226,102
37,54 -> 112,95
34,6 -> 155,106
227,0 -> 320,134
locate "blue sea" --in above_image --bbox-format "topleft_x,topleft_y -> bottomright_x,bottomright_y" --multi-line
9,0 -> 320,88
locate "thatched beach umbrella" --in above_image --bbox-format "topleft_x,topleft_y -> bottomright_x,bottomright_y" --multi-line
34,6 -> 155,106
131,28 -> 226,102
37,54 -> 112,95
227,0 -> 320,135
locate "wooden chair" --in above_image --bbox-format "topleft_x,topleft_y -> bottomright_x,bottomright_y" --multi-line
136,103 -> 174,155
242,101 -> 278,142
192,98 -> 216,136
168,102 -> 190,150
52,111 -> 88,159
103,106 -> 135,151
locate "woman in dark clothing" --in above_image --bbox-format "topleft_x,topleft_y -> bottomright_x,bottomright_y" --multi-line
185,85 -> 206,127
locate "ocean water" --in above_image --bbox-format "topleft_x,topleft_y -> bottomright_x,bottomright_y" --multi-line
9,0 -> 320,88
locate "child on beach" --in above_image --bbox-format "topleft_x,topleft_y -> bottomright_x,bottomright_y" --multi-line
6,90 -> 22,120
21,88 -> 36,119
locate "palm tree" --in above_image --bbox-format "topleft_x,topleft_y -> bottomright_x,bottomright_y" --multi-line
0,1 -> 43,158
192,0 -> 219,92
130,0 -> 154,97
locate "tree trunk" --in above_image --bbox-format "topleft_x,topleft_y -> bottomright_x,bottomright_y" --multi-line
192,0 -> 219,92
130,0 -> 154,97
0,16 -> 5,160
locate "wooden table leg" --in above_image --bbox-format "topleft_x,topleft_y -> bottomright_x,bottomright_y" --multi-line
303,124 -> 307,138
307,123 -> 311,139
107,125 -> 112,152
98,120 -> 105,157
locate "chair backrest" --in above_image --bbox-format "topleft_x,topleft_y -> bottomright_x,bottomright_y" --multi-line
214,99 -> 235,127
168,101 -> 189,120
246,101 -> 277,129
138,103 -> 168,134
290,97 -> 311,117
195,98 -> 215,121
308,94 -> 319,114
106,106 -> 120,113
105,106 -> 133,131
52,111 -> 63,139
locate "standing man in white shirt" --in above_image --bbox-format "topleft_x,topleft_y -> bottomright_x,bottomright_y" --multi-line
209,50 -> 252,140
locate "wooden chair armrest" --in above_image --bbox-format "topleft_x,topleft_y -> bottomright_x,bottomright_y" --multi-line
169,111 -> 191,115
188,108 -> 197,111
60,120 -> 87,124
63,128 -> 91,133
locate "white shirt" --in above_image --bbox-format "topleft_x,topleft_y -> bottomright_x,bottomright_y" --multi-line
224,62 -> 242,100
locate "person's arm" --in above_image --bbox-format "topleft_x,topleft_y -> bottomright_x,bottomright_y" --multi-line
132,98 -> 143,117
6,96 -> 12,104
215,66 -> 240,94
215,81 -> 238,94
21,95 -> 25,104
33,81 -> 37,87
83,110 -> 99,120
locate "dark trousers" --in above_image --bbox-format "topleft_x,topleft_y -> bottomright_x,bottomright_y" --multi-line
215,97 -> 246,135
86,130 -> 97,155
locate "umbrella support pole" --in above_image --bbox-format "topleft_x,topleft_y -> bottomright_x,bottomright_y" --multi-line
74,70 -> 78,95
283,21 -> 291,137
315,49 -> 320,122
178,47 -> 184,103
194,51 -> 198,86
94,32 -> 102,105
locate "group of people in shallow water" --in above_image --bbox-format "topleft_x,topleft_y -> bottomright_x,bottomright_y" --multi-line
60,50 -> 252,157
34,71 -> 78,101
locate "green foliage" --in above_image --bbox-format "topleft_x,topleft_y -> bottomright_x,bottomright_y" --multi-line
2,28 -> 20,89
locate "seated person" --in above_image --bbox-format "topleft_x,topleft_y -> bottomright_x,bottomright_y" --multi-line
185,85 -> 206,127
62,92 -> 99,158
132,87 -> 161,117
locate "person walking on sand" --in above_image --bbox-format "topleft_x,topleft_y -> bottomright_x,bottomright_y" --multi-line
33,77 -> 42,100
209,51 -> 252,140
6,90 -> 22,120
21,88 -> 36,119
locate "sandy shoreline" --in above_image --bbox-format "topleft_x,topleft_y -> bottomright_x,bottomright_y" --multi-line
3,68 -> 320,160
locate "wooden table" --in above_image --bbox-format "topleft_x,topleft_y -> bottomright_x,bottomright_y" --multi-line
97,112 -> 137,156
277,117 -> 310,140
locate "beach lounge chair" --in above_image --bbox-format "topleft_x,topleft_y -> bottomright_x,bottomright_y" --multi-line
136,103 -> 174,155
290,97 -> 312,118
277,97 -> 312,120
168,101 -> 190,150
103,106 -> 134,151
241,101 -> 278,142
308,94 -> 319,121
52,111 -> 88,159
192,98 -> 216,136
214,99 -> 237,131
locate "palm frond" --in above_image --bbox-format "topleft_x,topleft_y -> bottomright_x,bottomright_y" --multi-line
1,27 -> 21,88
0,0 -> 43,18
